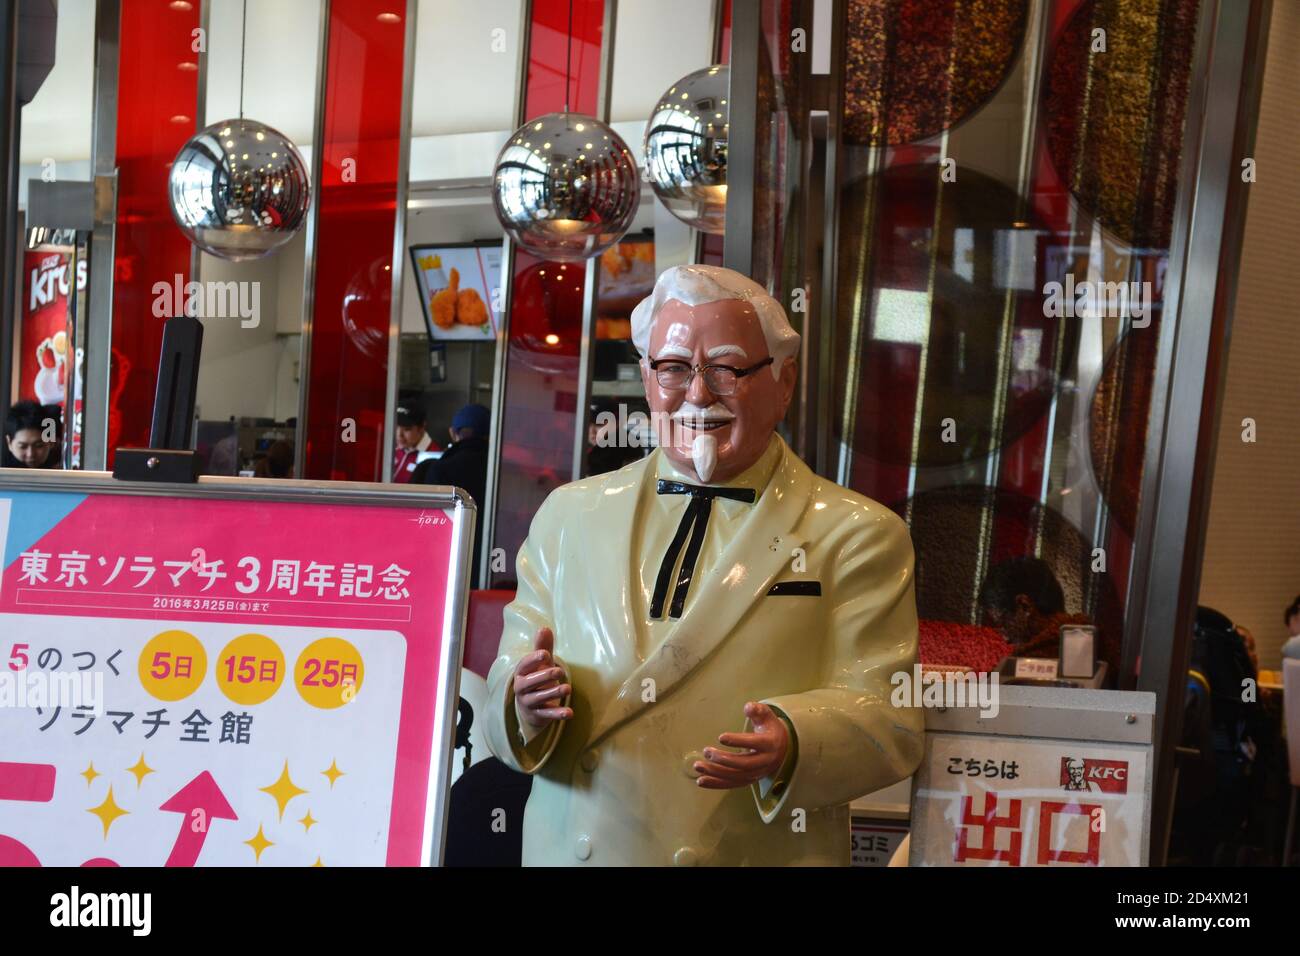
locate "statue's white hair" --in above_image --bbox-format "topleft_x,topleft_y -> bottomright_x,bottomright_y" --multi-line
630,265 -> 800,379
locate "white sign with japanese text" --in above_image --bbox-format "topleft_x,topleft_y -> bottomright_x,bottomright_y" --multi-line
1013,657 -> 1059,681
850,819 -> 908,867
910,733 -> 1149,866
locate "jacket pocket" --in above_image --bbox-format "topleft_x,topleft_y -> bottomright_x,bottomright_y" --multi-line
766,581 -> 821,597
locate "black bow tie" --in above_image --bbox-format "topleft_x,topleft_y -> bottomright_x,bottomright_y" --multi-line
650,479 -> 757,620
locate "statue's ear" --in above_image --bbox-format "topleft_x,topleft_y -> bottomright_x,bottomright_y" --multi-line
778,356 -> 798,409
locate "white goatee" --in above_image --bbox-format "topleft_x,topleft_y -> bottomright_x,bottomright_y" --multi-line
692,434 -> 718,483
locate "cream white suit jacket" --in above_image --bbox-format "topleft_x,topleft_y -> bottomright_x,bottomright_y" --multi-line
483,437 -> 924,866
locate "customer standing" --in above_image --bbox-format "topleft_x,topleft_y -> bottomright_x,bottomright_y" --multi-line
419,403 -> 490,587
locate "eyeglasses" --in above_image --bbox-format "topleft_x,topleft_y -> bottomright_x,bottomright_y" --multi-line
648,356 -> 774,395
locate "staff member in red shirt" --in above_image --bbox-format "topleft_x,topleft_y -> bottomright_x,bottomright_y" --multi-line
392,401 -> 437,483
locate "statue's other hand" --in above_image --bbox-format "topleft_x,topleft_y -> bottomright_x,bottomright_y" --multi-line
513,626 -> 573,729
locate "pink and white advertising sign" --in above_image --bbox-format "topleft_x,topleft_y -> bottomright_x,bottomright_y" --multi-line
0,478 -> 471,867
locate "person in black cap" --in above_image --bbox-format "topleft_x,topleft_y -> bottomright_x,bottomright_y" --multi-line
419,403 -> 490,587
392,400 -> 437,484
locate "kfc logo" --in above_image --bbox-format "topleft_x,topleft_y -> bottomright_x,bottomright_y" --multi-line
1059,757 -> 1129,794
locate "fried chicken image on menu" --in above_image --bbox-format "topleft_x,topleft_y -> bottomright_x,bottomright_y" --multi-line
457,287 -> 490,326
430,267 -> 459,329
601,244 -> 629,277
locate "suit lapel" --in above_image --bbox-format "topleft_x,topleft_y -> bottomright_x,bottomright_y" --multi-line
573,455 -> 653,672
586,440 -> 814,749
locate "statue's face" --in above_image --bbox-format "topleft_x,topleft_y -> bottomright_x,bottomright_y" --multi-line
642,297 -> 796,484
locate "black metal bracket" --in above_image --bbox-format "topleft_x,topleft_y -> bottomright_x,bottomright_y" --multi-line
113,314 -> 204,483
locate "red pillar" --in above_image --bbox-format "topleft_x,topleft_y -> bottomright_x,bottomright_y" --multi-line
302,0 -> 408,481
109,2 -> 200,463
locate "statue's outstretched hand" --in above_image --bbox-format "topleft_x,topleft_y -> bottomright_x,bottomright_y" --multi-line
693,701 -> 789,789
513,627 -> 573,729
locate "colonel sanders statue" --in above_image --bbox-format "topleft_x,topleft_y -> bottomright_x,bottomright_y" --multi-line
484,265 -> 924,865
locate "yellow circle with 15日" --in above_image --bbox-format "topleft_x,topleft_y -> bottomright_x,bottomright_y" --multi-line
294,637 -> 365,710
215,633 -> 286,705
138,630 -> 208,701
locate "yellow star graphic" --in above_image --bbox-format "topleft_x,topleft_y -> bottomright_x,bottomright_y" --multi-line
298,810 -> 318,833
311,856 -> 325,867
87,785 -> 128,838
80,762 -> 100,787
244,824 -> 274,863
260,760 -> 307,820
127,754 -> 155,789
322,759 -> 345,789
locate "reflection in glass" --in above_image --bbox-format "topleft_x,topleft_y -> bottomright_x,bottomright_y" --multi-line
830,0 -> 1202,683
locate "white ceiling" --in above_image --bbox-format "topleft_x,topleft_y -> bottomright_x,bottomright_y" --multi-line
18,0 -> 93,163
21,0 -> 717,172
607,0 -> 713,123
204,0 -> 324,143
411,0 -> 526,136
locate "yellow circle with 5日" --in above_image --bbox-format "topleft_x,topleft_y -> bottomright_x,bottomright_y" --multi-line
294,637 -> 365,710
215,633 -> 286,705
138,630 -> 208,701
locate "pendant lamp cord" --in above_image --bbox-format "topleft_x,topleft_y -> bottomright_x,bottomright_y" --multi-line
238,0 -> 248,119
564,0 -> 573,114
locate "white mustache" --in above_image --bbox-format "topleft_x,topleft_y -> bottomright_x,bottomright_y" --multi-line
671,402 -> 734,423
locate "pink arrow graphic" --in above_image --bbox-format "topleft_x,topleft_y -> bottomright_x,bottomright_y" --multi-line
159,771 -> 238,867
0,761 -> 56,802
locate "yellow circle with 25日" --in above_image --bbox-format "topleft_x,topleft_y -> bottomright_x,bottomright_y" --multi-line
138,630 -> 208,701
215,633 -> 286,706
294,637 -> 365,710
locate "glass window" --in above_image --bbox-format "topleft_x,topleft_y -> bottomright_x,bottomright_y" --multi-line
829,0 -> 1202,686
